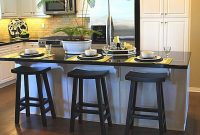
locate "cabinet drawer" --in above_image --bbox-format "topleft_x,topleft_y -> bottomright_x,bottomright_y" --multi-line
0,46 -> 12,55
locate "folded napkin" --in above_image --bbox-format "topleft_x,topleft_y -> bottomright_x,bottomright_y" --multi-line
66,55 -> 111,62
125,57 -> 173,65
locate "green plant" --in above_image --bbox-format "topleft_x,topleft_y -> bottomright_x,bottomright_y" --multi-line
38,0 -> 100,41
20,29 -> 29,36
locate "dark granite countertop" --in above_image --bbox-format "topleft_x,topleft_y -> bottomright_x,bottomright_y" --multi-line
0,38 -> 38,46
0,47 -> 191,69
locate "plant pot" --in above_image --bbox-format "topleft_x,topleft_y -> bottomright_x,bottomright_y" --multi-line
20,34 -> 29,39
62,40 -> 92,54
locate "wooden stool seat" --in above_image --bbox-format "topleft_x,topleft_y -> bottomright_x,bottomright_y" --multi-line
125,71 -> 167,82
68,69 -> 109,79
12,66 -> 56,127
11,66 -> 51,74
68,69 -> 112,135
125,71 -> 167,135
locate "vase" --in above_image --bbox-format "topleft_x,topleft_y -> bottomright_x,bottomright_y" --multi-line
62,40 -> 92,54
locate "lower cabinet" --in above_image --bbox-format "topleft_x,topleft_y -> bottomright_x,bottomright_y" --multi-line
0,43 -> 23,88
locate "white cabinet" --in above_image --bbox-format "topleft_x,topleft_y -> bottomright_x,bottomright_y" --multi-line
140,18 -> 163,51
20,0 -> 47,17
0,0 -> 18,17
0,43 -> 23,88
141,18 -> 189,51
141,0 -> 189,18
76,0 -> 91,17
140,0 -> 190,52
0,0 -> 47,18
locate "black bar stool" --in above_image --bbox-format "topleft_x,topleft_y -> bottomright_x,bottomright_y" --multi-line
125,71 -> 167,135
68,69 -> 112,135
11,66 -> 56,127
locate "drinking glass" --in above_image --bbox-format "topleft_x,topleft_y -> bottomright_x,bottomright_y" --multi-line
163,46 -> 171,57
45,44 -> 52,55
103,45 -> 110,56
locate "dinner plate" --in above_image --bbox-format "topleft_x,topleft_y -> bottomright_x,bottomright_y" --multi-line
77,54 -> 103,60
20,52 -> 44,57
135,56 -> 163,62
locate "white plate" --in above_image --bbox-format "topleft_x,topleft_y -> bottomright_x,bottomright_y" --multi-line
136,56 -> 162,61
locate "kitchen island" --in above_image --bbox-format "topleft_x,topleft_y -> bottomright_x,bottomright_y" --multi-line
0,46 -> 191,131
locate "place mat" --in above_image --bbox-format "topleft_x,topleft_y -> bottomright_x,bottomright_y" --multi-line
66,55 -> 111,62
125,57 -> 173,65
1,52 -> 55,60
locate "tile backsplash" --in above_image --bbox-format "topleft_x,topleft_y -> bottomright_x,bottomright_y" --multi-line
0,15 -> 89,40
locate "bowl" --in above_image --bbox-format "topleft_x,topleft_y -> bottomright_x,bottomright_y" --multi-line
85,49 -> 97,56
140,50 -> 155,58
24,49 -> 38,54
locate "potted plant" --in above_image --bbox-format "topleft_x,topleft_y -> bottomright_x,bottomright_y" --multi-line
38,0 -> 100,54
20,29 -> 30,39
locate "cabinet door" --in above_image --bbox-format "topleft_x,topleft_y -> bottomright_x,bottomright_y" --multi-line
0,61 -> 15,84
164,18 -> 189,52
20,0 -> 33,17
140,18 -> 164,51
32,0 -> 47,17
140,0 -> 164,18
164,0 -> 189,18
1,0 -> 18,17
76,0 -> 91,17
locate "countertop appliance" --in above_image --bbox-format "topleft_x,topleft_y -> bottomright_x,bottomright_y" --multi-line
89,0 -> 135,45
44,0 -> 76,15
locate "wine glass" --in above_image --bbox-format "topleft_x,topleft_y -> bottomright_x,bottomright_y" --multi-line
103,45 -> 110,56
45,44 -> 52,55
163,46 -> 171,58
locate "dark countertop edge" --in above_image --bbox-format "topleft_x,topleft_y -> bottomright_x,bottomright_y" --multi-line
0,39 -> 38,46
0,58 -> 189,69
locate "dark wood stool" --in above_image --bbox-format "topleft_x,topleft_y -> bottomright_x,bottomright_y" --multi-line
68,69 -> 112,135
125,72 -> 168,135
11,66 -> 56,127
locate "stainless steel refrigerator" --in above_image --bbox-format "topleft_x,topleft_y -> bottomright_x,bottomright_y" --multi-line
90,0 -> 135,45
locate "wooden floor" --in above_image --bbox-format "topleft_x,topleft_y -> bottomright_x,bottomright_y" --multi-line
0,84 -> 200,135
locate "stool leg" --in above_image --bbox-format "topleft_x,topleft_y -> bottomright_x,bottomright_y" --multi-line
130,82 -> 138,128
161,83 -> 167,132
125,81 -> 136,135
15,74 -> 21,124
101,77 -> 112,126
36,74 -> 47,127
78,78 -> 83,124
70,78 -> 78,132
156,82 -> 164,134
24,74 -> 30,117
96,79 -> 106,135
42,73 -> 56,119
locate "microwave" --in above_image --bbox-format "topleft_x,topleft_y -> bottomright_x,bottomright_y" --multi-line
44,0 -> 76,15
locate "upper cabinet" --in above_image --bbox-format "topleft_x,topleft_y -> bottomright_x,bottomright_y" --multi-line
76,0 -> 91,17
0,0 -> 47,18
0,0 -> 19,17
140,0 -> 189,18
20,0 -> 47,17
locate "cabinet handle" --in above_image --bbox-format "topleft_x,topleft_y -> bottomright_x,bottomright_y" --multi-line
161,13 -> 164,15
165,22 -> 168,24
161,22 -> 163,24
165,13 -> 167,15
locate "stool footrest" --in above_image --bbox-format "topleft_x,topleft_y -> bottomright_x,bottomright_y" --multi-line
78,109 -> 99,114
135,107 -> 158,113
132,114 -> 159,120
44,107 -> 51,113
20,97 -> 49,107
20,106 -> 26,111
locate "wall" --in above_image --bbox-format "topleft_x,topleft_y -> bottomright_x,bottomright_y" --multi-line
0,15 -> 89,40
190,0 -> 200,87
